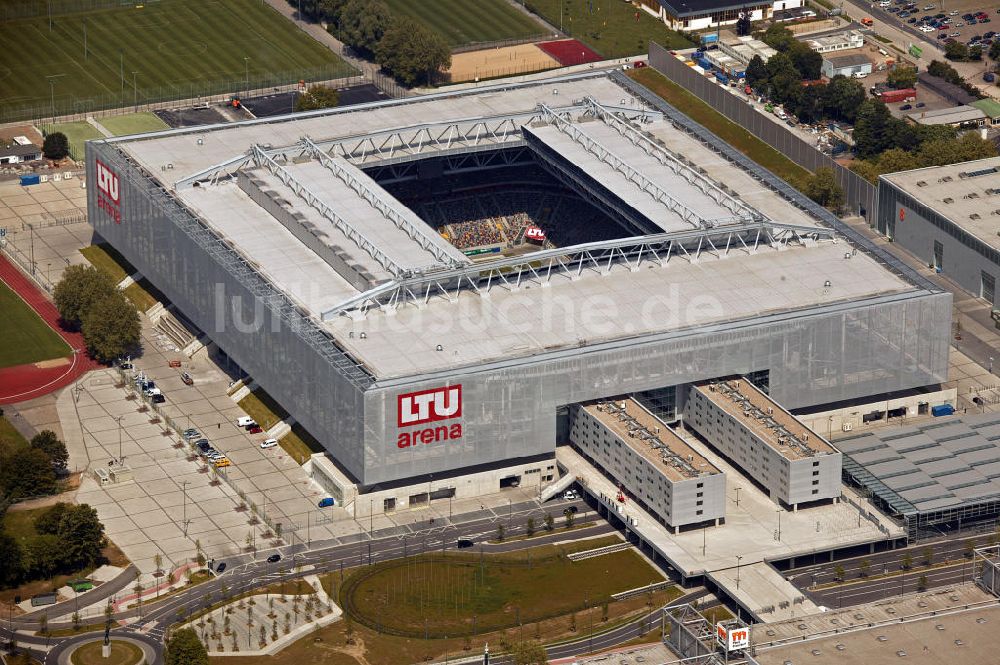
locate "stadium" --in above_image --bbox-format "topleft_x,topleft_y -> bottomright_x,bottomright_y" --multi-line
86,72 -> 951,512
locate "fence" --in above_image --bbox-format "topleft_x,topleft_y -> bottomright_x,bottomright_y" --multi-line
0,0 -> 155,21
2,64 -> 360,125
451,34 -> 554,55
0,235 -> 54,293
646,41 -> 877,222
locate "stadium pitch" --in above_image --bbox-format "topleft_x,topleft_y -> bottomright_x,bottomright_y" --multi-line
0,0 -> 352,121
381,0 -> 547,47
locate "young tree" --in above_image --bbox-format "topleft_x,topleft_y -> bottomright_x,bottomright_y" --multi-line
507,641 -> 548,665
917,574 -> 929,591
30,430 -> 68,472
338,0 -> 392,56
53,264 -> 118,330
965,539 -> 977,559
803,167 -> 845,210
376,20 -> 451,86
563,508 -> 575,529
525,517 -> 535,537
38,613 -> 47,636
887,66 -> 917,90
544,513 -> 554,532
901,553 -> 913,570
42,132 -> 69,160
990,39 -> 1000,62
921,546 -> 934,566
833,564 -> 846,582
166,627 -> 209,665
859,558 -> 871,578
81,292 -> 141,363
496,523 -> 505,542
294,85 -> 340,112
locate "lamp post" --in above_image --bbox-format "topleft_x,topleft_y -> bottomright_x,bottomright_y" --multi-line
114,415 -> 124,465
181,480 -> 189,536
244,57 -> 250,97
131,71 -> 138,111
45,74 -> 64,120
776,509 -> 782,541
736,555 -> 743,589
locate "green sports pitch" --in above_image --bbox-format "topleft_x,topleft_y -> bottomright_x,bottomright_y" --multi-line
381,0 -> 548,47
0,0 -> 352,122
0,281 -> 70,369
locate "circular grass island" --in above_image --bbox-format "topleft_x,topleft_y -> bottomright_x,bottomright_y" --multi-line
69,640 -> 145,665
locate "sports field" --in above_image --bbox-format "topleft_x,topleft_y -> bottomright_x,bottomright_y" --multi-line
0,280 -> 71,369
46,121 -> 102,160
97,112 -> 169,136
0,0 -> 352,122
524,0 -> 693,57
382,0 -> 547,47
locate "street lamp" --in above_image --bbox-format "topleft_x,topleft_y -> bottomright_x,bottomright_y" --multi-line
736,555 -> 743,589
181,480 -> 189,536
244,57 -> 250,97
131,71 -> 139,111
776,509 -> 782,541
45,73 -> 64,120
114,415 -> 124,465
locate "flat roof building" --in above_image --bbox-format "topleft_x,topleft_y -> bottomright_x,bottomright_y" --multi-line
85,73 -> 949,510
570,398 -> 725,531
877,157 -> 1000,305
839,412 -> 1000,540
638,0 -> 803,32
807,30 -> 865,53
821,52 -> 872,79
907,104 -> 987,127
686,379 -> 842,509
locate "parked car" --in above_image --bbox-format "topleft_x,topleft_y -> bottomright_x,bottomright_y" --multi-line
907,16 -> 917,22
260,438 -> 278,449
457,539 -> 474,549
900,103 -> 913,110
184,429 -> 200,439
236,416 -> 257,428
152,394 -> 166,404
318,497 -> 336,508
69,579 -> 94,592
181,372 -> 194,386
248,425 -> 263,434
213,458 -> 231,468
563,489 -> 579,501
915,102 -> 926,107
266,554 -> 282,563
215,562 -> 227,573
985,72 -> 996,82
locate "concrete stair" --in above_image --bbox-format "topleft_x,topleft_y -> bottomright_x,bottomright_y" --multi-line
155,308 -> 199,353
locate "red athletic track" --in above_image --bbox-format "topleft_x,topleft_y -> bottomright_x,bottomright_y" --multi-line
537,39 -> 604,67
0,255 -> 101,405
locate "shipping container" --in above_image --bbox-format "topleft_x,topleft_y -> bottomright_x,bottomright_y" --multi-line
701,33 -> 719,45
19,174 -> 40,186
931,404 -> 955,417
714,71 -> 729,84
876,87 -> 916,103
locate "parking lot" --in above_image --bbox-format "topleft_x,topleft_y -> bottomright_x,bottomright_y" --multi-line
872,0 -> 999,52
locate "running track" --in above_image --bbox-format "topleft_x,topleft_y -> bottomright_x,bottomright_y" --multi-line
0,255 -> 101,404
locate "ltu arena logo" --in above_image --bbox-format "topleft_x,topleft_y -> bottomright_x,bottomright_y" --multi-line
396,385 -> 462,448
95,159 -> 121,224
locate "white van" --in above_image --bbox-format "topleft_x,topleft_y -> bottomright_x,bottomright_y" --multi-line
260,439 -> 278,449
237,416 -> 257,428
853,71 -> 868,79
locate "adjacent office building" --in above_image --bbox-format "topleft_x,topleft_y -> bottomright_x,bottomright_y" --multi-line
685,380 -> 842,509
877,157 -> 1000,305
570,398 -> 726,531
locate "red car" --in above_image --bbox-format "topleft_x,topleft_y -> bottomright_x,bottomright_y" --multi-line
248,425 -> 263,434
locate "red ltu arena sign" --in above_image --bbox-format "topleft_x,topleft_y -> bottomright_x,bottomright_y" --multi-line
95,159 -> 121,224
396,385 -> 463,448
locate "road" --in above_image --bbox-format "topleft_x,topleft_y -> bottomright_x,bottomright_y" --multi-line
1,497 -> 685,664
785,534 -> 985,608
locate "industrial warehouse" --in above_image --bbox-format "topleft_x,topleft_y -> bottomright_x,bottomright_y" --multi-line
86,72 -> 951,513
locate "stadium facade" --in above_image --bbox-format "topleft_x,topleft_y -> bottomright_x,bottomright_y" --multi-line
86,73 -> 951,508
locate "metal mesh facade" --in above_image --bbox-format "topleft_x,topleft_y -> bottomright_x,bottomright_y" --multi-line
87,133 -> 952,487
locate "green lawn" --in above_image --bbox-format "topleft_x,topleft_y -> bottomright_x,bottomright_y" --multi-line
45,121 -> 102,161
279,423 -> 324,465
79,243 -> 131,283
236,387 -> 324,464
0,415 -> 29,451
0,280 -> 71,369
382,0 -> 547,47
339,547 -> 666,638
628,67 -> 812,187
524,0 -> 693,57
97,112 -> 168,136
0,0 -> 353,122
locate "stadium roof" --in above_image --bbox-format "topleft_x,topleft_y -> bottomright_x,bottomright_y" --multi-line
881,156 -> 1000,254
107,74 -> 918,381
837,413 -> 1000,516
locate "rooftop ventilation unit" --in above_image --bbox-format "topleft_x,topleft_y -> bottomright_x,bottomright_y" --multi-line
966,166 -> 997,178
943,197 -> 954,204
